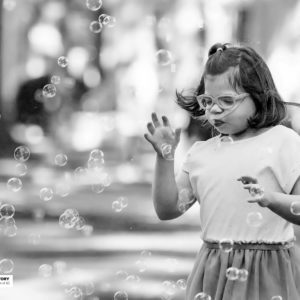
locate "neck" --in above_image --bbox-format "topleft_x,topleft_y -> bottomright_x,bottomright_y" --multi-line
228,126 -> 271,141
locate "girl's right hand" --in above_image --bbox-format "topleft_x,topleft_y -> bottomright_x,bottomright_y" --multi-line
144,112 -> 181,158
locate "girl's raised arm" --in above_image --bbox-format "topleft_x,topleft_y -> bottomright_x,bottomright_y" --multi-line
144,113 -> 189,220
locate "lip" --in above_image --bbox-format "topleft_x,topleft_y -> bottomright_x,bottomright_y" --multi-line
213,120 -> 225,127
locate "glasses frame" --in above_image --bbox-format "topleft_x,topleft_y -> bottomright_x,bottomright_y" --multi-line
196,93 -> 249,111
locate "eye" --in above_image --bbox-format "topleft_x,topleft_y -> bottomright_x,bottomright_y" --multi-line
202,96 -> 213,107
218,96 -> 235,107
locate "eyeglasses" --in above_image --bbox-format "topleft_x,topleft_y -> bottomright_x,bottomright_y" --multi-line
196,93 -> 249,110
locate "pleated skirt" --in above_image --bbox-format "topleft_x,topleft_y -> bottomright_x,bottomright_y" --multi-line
186,240 -> 300,300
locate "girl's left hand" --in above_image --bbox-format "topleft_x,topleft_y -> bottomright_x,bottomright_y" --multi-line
237,175 -> 271,207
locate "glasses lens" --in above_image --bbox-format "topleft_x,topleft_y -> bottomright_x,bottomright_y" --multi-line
218,96 -> 235,109
200,96 -> 213,108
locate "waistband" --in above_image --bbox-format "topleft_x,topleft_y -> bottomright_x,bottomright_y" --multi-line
203,240 -> 295,250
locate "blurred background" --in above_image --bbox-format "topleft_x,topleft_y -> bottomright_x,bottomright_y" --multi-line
0,0 -> 300,299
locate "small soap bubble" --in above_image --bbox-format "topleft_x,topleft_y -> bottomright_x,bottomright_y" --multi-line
102,15 -> 116,27
112,200 -> 123,213
91,183 -> 105,194
3,223 -> 17,237
74,167 -> 88,180
126,274 -> 141,283
74,216 -> 86,230
246,212 -> 263,227
59,209 -> 79,229
118,196 -> 128,208
161,143 -> 174,160
219,239 -> 234,253
7,177 -> 22,192
226,267 -> 239,280
15,163 -> 28,176
14,145 -> 30,162
53,260 -> 67,275
271,296 -> 283,300
115,270 -> 129,281
86,0 -> 102,11
140,250 -> 152,258
81,281 -> 95,296
88,157 -> 105,170
176,278 -> 187,290
54,153 -> 68,166
28,233 -> 41,245
89,21 -> 103,33
135,260 -> 147,273
113,290 -> 128,300
290,201 -> 300,215
51,75 -> 61,85
162,280 -> 177,295
156,49 -> 173,66
38,264 -> 53,277
194,292 -> 212,300
98,13 -> 108,23
0,259 -> 14,273
0,204 -> 15,219
40,187 -> 54,201
57,56 -> 69,68
42,84 -> 56,98
237,268 -> 248,282
90,149 -> 104,160
68,286 -> 83,298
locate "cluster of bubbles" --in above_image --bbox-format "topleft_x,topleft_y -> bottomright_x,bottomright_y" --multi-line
248,184 -> 264,199
134,249 -> 152,273
7,145 -> 31,192
160,143 -> 174,160
177,188 -> 195,213
59,208 -> 87,231
226,267 -> 249,281
112,196 -> 128,213
0,258 -> 14,273
86,0 -> 116,33
0,203 -> 18,237
160,278 -> 187,299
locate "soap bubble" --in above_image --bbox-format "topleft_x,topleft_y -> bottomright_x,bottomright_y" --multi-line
226,267 -> 239,280
82,224 -> 94,236
156,49 -> 173,66
0,204 -> 15,219
194,292 -> 212,300
115,270 -> 129,281
162,280 -> 177,295
7,177 -> 22,192
113,290 -> 128,300
89,21 -> 103,33
91,183 -> 105,194
271,296 -> 283,300
15,163 -> 28,176
89,149 -> 104,160
118,196 -> 128,208
237,268 -> 248,282
0,259 -> 14,273
42,84 -> 56,98
38,264 -> 53,277
3,223 -> 17,237
54,153 -> 68,166
112,200 -> 123,213
219,239 -> 234,253
57,56 -> 69,68
51,75 -> 61,85
135,260 -> 147,273
176,278 -> 187,290
249,184 -> 264,199
290,201 -> 300,215
161,143 -> 174,160
246,212 -> 263,227
14,146 -> 30,162
86,0 -> 102,11
39,187 -> 54,201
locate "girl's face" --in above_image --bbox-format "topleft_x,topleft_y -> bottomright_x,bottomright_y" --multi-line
203,70 -> 256,135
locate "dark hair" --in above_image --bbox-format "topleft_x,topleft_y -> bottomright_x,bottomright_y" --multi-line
176,42 -> 287,129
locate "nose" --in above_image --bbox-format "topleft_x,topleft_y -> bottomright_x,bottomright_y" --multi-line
209,103 -> 223,114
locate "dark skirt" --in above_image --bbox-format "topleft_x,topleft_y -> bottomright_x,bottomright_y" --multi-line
186,240 -> 300,300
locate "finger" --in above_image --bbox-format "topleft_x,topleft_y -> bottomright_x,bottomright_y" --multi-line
247,199 -> 259,203
147,122 -> 155,134
174,128 -> 181,143
144,133 -> 154,144
239,176 -> 258,184
243,186 -> 251,191
151,112 -> 161,127
162,115 -> 171,127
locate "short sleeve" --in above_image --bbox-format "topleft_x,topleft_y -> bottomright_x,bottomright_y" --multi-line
181,141 -> 202,173
275,128 -> 300,194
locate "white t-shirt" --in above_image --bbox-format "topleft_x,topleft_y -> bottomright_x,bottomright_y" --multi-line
181,125 -> 300,243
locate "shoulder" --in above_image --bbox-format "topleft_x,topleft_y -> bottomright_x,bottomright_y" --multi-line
273,125 -> 300,141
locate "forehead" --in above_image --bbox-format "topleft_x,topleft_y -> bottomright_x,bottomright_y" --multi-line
204,68 -> 239,95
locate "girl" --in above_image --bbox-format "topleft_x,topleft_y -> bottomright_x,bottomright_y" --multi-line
144,43 -> 300,300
